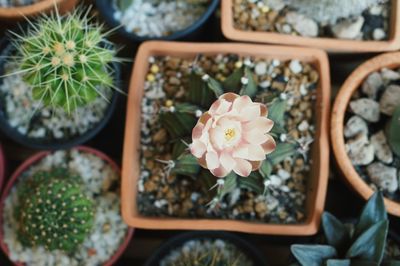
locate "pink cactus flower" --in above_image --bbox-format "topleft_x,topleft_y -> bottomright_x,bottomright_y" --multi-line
190,93 -> 276,178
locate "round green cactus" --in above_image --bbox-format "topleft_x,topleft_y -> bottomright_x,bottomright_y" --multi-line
12,8 -> 119,113
16,169 -> 94,253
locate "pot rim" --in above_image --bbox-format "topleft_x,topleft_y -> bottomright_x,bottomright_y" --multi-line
331,52 -> 400,217
95,0 -> 220,42
122,41 -> 331,235
220,0 -> 400,53
0,145 -> 134,266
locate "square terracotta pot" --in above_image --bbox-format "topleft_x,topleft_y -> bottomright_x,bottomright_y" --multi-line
122,41 -> 331,235
221,0 -> 400,53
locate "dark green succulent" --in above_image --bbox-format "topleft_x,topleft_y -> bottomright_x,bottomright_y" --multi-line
291,192 -> 400,266
16,168 -> 94,253
158,64 -> 299,204
387,105 -> 400,157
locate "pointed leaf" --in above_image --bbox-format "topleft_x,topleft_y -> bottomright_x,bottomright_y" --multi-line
346,220 -> 389,264
187,72 -> 217,108
382,261 -> 400,266
387,105 -> 400,157
205,76 -> 224,97
259,160 -> 272,178
218,173 -> 238,198
240,67 -> 257,98
238,172 -> 263,194
291,244 -> 337,266
351,260 -> 380,266
322,212 -> 351,252
268,143 -> 299,165
326,259 -> 351,266
354,192 -> 387,239
171,153 -> 200,178
268,99 -> 287,127
171,139 -> 190,159
159,103 -> 198,139
222,67 -> 244,93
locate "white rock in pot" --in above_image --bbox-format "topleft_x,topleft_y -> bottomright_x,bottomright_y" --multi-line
362,72 -> 383,99
344,115 -> 369,138
370,130 -> 393,164
285,12 -> 318,37
367,162 -> 398,193
345,133 -> 375,166
349,98 -> 380,122
379,85 -> 400,116
381,68 -> 400,82
331,16 -> 364,40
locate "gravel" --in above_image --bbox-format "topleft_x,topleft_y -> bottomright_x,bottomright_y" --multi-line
0,0 -> 40,7
2,149 -> 128,266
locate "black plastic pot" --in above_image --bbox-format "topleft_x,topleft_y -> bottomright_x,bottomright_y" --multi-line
0,37 -> 120,150
95,0 -> 220,42
144,231 -> 268,266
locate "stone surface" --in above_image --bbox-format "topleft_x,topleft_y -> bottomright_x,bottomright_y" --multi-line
362,72 -> 383,99
285,12 -> 318,37
332,17 -> 365,39
371,130 -> 393,164
381,68 -> 400,81
373,28 -> 386,40
345,134 -> 375,166
367,162 -> 398,193
344,115 -> 369,138
379,85 -> 400,116
350,98 -> 380,122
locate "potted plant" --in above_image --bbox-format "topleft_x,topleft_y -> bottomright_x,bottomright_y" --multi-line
221,0 -> 400,53
0,0 -> 78,20
144,231 -> 268,266
122,41 -> 330,235
0,146 -> 134,265
95,0 -> 219,41
0,6 -> 122,150
291,192 -> 400,265
331,52 -> 400,217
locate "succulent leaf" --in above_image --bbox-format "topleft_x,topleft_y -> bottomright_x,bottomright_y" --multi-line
291,244 -> 337,266
268,143 -> 298,165
240,67 -> 257,98
259,160 -> 273,178
159,103 -> 198,139
322,212 -> 351,254
222,67 -> 244,93
326,259 -> 351,266
381,261 -> 400,266
217,173 -> 237,199
237,172 -> 264,194
346,220 -> 388,264
171,153 -> 200,178
187,72 -> 218,108
205,75 -> 224,98
351,260 -> 380,266
387,105 -> 400,157
268,99 -> 287,128
171,139 -> 190,159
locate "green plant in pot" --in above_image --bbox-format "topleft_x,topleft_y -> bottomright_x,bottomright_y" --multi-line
291,192 -> 400,265
157,63 -> 301,206
15,168 -> 94,253
386,105 -> 400,158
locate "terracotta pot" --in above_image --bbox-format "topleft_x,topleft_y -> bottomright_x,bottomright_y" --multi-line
0,0 -> 78,20
0,146 -> 134,265
331,52 -> 400,217
122,41 -> 331,235
221,0 -> 400,53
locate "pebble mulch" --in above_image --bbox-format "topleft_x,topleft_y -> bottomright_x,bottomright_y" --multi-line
344,68 -> 400,202
2,150 -> 128,266
113,0 -> 209,37
0,0 -> 40,7
232,0 -> 390,41
137,53 -> 319,224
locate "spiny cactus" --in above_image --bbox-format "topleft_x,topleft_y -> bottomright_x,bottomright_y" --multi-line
291,192 -> 400,265
158,64 -> 299,204
285,0 -> 380,24
387,105 -> 400,157
16,169 -> 94,253
9,7 -> 120,113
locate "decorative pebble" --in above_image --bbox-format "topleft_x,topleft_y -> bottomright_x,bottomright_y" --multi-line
367,162 -> 398,193
379,85 -> 400,116
344,116 -> 369,138
345,134 -> 375,166
362,71 -> 383,99
371,131 -> 393,164
331,17 -> 365,40
289,60 -> 303,74
373,28 -> 386,40
349,98 -> 380,122
285,12 -> 318,37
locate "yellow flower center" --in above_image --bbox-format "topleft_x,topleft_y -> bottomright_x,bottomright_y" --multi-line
224,128 -> 236,141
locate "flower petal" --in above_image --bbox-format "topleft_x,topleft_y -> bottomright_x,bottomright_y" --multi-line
240,104 -> 261,121
209,98 -> 232,115
232,95 -> 252,112
260,104 -> 268,117
220,151 -> 236,172
206,150 -> 220,170
250,160 -> 262,171
261,134 -> 277,154
243,117 -> 274,133
233,144 -> 265,161
190,139 -> 206,158
199,112 -> 212,124
233,158 -> 252,177
210,165 -> 230,178
192,123 -> 204,140
220,93 -> 239,103
243,130 -> 272,145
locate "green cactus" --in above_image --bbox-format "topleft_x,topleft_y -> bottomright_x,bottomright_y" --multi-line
9,7 -> 120,114
291,192 -> 400,266
16,169 -> 94,253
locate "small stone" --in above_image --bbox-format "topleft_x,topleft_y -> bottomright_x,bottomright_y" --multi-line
367,162 -> 398,193
289,60 -> 303,74
371,131 -> 393,164
255,62 -> 267,76
344,115 -> 369,138
152,128 -> 167,143
349,98 -> 380,122
146,74 -> 155,82
169,76 -> 180,85
269,175 -> 282,186
332,16 -> 364,39
373,28 -> 386,40
381,68 -> 400,81
285,12 -> 318,37
298,120 -> 309,131
263,0 -> 285,11
345,134 -> 375,166
255,202 -> 267,217
277,169 -> 291,180
362,72 -> 383,99
379,85 -> 400,116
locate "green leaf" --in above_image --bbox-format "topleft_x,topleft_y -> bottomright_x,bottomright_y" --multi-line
326,259 -> 350,266
171,153 -> 200,178
205,76 -> 224,97
187,72 -> 218,108
351,260 -> 380,266
117,0 -> 133,11
354,192 -> 387,239
159,103 -> 198,139
218,173 -> 238,199
238,172 -> 263,194
271,123 -> 286,135
291,245 -> 337,266
387,105 -> 400,157
240,67 -> 257,98
322,212 -> 350,252
222,67 -> 244,93
382,260 -> 400,266
268,99 -> 287,127
346,220 -> 388,264
268,143 -> 298,165
259,160 -> 273,178
171,139 -> 189,159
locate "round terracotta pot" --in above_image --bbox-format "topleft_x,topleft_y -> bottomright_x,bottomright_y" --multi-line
0,146 -> 134,265
0,0 -> 78,20
331,52 -> 400,217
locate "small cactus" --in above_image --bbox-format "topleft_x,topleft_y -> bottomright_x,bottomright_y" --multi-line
9,7 -> 120,113
16,169 -> 94,253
